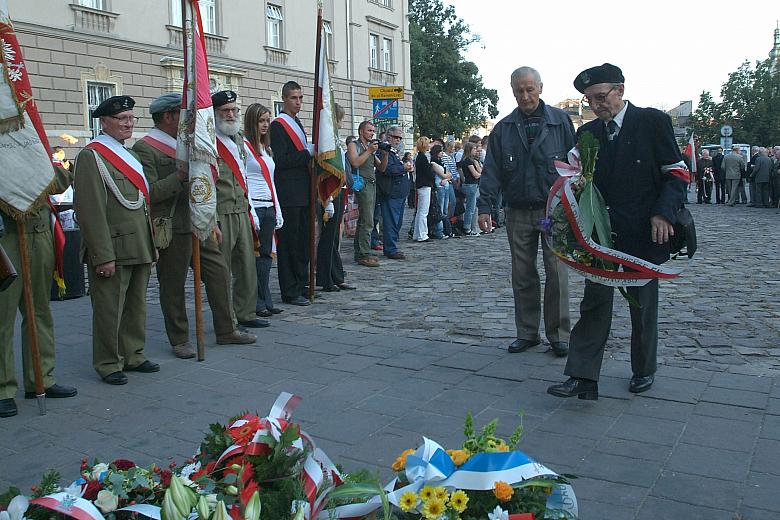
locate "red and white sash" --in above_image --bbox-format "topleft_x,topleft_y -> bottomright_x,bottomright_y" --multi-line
85,134 -> 150,203
141,128 -> 177,159
274,112 -> 308,152
244,139 -> 279,208
216,132 -> 249,195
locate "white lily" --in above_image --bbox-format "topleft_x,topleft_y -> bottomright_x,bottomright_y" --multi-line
487,505 -> 509,520
0,495 -> 30,520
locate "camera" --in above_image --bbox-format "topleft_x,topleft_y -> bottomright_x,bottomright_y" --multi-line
377,141 -> 392,152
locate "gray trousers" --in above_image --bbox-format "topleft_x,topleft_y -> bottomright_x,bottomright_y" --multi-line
505,207 -> 570,343
353,181 -> 376,260
564,279 -> 659,382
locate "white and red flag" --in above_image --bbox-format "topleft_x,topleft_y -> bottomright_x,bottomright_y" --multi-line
685,133 -> 697,174
0,0 -> 55,216
177,0 -> 217,241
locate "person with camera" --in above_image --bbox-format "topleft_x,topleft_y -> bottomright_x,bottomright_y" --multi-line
347,120 -> 382,267
373,126 -> 409,260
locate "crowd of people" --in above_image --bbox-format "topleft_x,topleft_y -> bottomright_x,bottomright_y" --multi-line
689,145 -> 780,208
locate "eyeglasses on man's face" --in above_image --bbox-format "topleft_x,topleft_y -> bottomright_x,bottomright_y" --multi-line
583,86 -> 617,105
109,115 -> 139,125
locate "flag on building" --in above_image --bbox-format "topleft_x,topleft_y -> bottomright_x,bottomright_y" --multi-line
685,133 -> 697,174
0,0 -> 55,216
177,0 -> 217,241
314,21 -> 345,205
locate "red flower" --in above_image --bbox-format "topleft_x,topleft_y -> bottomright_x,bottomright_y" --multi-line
228,505 -> 243,520
223,461 -> 254,487
240,481 -> 259,507
191,461 -> 217,482
81,480 -> 103,500
228,416 -> 262,446
111,459 -> 137,471
160,470 -> 172,487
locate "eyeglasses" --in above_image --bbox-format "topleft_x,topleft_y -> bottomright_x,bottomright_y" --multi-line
109,115 -> 139,125
216,107 -> 241,115
583,86 -> 617,105
388,134 -> 402,139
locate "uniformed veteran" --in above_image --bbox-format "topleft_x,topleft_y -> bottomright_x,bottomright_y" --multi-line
133,93 -> 256,360
74,95 -> 159,385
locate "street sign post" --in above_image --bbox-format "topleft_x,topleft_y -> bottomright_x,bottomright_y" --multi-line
372,98 -> 398,120
368,86 -> 404,99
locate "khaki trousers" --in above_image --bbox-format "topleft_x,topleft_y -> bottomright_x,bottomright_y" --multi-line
0,229 -> 56,398
88,262 -> 151,378
217,212 -> 258,323
505,207 -> 570,343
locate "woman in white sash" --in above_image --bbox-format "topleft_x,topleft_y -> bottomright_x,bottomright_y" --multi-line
244,103 -> 284,318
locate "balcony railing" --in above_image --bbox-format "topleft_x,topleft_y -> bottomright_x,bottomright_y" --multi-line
166,25 -> 228,56
70,4 -> 119,34
369,67 -> 397,85
264,46 -> 290,66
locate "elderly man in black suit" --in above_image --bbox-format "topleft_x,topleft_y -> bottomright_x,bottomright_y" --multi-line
547,64 -> 689,400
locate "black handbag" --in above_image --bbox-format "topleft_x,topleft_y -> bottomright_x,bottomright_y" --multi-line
670,206 -> 696,258
427,191 -> 444,225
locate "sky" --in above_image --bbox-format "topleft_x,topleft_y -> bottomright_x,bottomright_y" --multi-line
446,0 -> 779,120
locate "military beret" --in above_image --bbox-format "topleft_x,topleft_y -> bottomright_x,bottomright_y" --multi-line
92,95 -> 135,117
149,92 -> 182,115
573,63 -> 625,94
212,90 -> 237,107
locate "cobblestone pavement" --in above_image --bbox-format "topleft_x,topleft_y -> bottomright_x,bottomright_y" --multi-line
1,199 -> 779,519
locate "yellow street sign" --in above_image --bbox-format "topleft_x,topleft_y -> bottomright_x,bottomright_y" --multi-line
368,86 -> 404,99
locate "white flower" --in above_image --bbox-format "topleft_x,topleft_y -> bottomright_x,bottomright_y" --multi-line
0,495 -> 29,520
488,505 -> 509,520
180,462 -> 200,480
90,463 -> 109,481
94,490 -> 119,513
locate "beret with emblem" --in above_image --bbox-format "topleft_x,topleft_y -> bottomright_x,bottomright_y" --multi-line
150,92 -> 182,115
93,95 -> 135,118
574,63 -> 624,94
212,90 -> 238,107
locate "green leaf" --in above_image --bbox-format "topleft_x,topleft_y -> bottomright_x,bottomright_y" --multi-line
577,182 -> 595,240
590,184 -> 613,249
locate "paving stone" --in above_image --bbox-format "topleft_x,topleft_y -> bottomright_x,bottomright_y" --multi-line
651,470 -> 741,511
635,496 -> 735,520
680,414 -> 760,452
594,437 -> 673,462
578,452 -> 663,488
606,413 -> 686,446
418,387 -> 497,417
538,410 -> 617,440
709,372 -> 773,393
573,477 -> 647,509
667,443 -> 751,481
760,413 -> 780,440
742,472 -> 780,512
635,376 -> 708,403
626,396 -> 694,421
700,386 -> 769,409
517,430 -> 594,471
575,499 -> 636,520
432,352 -> 496,371
693,401 -> 765,423
751,438 -> 780,476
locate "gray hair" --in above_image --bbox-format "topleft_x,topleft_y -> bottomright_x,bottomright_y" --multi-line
386,125 -> 401,136
510,66 -> 542,86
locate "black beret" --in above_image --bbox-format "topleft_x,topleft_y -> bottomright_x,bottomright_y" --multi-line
573,63 -> 625,94
212,90 -> 237,107
93,95 -> 135,117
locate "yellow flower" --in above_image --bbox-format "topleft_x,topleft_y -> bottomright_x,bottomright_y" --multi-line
399,491 -> 418,512
419,485 -> 435,501
422,497 -> 446,519
448,490 -> 469,513
447,449 -> 471,466
433,486 -> 449,502
391,449 -> 415,472
493,481 -> 514,502
496,443 -> 510,453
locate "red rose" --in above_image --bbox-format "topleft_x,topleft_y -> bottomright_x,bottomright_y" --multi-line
160,470 -> 172,487
111,459 -> 137,471
82,480 -> 103,500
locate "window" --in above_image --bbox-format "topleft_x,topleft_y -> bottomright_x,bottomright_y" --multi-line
323,20 -> 334,60
380,0 -> 392,6
381,37 -> 392,71
267,4 -> 283,48
87,81 -> 115,139
79,0 -> 106,9
273,101 -> 284,117
369,33 -> 379,69
200,0 -> 216,34
171,0 -> 181,26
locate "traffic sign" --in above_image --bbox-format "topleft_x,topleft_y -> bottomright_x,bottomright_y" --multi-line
369,86 -> 404,99
372,98 -> 398,120
720,125 -> 733,137
720,136 -> 733,150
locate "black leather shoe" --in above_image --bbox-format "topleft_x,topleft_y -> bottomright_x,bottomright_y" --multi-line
507,338 -> 541,353
269,307 -> 283,314
322,285 -> 340,292
238,318 -> 271,328
283,296 -> 311,306
550,341 -> 569,357
629,374 -> 655,393
126,360 -> 160,373
547,378 -> 599,400
24,384 -> 77,399
0,399 -> 17,418
103,372 -> 128,385
256,309 -> 273,318
337,283 -> 356,290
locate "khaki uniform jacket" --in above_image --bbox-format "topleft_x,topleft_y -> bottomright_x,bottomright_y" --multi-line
216,133 -> 252,217
73,147 -> 155,266
722,153 -> 746,181
132,139 -> 191,234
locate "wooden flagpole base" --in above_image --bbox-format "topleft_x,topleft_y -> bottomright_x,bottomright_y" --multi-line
192,234 -> 205,361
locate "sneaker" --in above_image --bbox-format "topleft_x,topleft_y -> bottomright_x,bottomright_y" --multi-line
172,341 -> 195,359
466,231 -> 480,236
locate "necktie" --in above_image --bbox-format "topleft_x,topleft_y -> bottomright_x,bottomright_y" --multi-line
607,120 -> 618,141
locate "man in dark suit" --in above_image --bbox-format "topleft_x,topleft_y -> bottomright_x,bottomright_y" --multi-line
547,64 -> 688,400
712,147 -> 725,204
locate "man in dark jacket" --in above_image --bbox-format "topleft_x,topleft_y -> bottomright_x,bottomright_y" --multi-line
477,66 -> 575,358
548,63 -> 688,400
712,147 -> 725,203
752,147 -> 774,208
696,149 -> 714,204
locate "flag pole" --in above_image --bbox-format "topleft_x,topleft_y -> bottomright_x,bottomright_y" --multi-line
16,221 -> 46,415
309,4 -> 324,302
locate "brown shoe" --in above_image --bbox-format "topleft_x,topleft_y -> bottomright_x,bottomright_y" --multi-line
356,256 -> 379,267
216,330 -> 257,345
172,342 -> 195,359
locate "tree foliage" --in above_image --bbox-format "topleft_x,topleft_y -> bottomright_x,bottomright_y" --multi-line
409,0 -> 498,138
690,59 -> 780,145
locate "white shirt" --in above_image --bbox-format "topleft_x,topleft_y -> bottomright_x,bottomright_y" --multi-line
246,146 -> 275,207
607,101 -> 629,137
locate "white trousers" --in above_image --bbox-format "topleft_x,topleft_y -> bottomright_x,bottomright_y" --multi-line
413,186 -> 431,241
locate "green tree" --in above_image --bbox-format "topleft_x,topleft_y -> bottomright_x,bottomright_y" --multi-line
689,91 -> 721,144
409,0 -> 498,138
